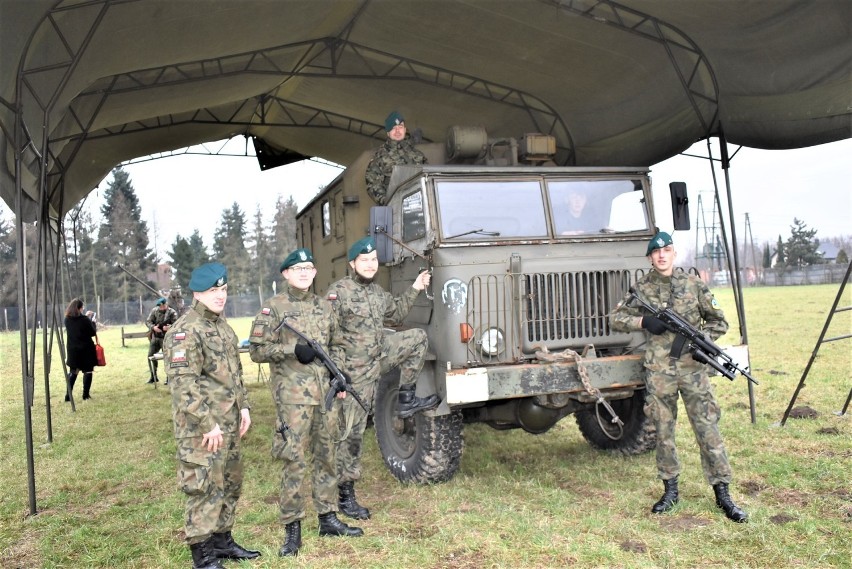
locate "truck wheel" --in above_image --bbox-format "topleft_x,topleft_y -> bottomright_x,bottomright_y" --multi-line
575,389 -> 656,455
374,370 -> 464,484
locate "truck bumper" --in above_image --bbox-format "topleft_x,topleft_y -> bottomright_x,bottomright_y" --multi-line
442,354 -> 645,405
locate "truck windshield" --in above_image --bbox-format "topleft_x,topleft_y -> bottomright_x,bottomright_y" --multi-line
547,179 -> 649,235
435,180 -> 548,240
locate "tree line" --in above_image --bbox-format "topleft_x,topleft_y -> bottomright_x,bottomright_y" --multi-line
0,166 -> 300,308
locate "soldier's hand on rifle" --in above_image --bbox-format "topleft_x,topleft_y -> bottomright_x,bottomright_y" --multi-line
294,343 -> 317,364
641,315 -> 667,335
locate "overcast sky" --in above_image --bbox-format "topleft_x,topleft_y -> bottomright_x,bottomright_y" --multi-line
2,137 -> 850,261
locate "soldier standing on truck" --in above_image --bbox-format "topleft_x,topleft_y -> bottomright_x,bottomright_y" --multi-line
365,110 -> 426,204
327,236 -> 440,519
610,232 -> 748,523
146,297 -> 178,384
248,248 -> 364,558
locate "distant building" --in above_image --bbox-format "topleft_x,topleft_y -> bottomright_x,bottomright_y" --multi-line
147,262 -> 172,293
817,243 -> 840,263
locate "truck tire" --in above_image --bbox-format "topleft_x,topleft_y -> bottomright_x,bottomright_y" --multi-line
575,389 -> 656,455
374,370 -> 464,484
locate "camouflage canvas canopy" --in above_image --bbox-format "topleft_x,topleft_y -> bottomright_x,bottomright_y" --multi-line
1,0 -> 850,221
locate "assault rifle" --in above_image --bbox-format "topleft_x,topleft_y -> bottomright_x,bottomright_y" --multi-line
273,318 -> 369,412
628,287 -> 759,385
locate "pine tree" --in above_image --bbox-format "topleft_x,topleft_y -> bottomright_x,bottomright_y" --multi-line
785,218 -> 822,268
213,202 -> 250,295
247,206 -> 274,298
836,249 -> 848,266
269,195 -> 299,282
762,243 -> 771,269
774,235 -> 785,267
169,230 -> 210,290
0,214 -> 18,306
94,167 -> 155,302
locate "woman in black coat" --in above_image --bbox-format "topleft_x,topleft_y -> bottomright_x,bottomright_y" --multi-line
64,298 -> 97,400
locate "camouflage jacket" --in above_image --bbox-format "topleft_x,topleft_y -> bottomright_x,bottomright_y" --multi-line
164,299 -> 249,438
365,135 -> 426,204
248,284 -> 337,405
326,275 -> 421,380
611,270 -> 729,373
146,305 -> 178,338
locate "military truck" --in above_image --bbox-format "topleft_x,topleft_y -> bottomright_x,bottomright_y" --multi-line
296,126 -> 691,484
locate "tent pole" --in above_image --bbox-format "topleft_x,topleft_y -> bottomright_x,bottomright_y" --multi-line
718,127 -> 757,424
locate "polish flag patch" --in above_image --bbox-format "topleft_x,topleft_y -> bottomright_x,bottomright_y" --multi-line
171,350 -> 187,362
327,292 -> 338,301
261,307 -> 271,315
173,332 -> 186,341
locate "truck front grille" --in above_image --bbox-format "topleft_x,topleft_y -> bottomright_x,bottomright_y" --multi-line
466,270 -> 634,362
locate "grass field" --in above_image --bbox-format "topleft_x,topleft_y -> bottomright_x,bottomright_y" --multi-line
1,284 -> 850,568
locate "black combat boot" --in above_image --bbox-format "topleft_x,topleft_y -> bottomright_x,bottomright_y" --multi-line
338,481 -> 371,520
189,537 -> 225,569
278,520 -> 301,557
318,512 -> 364,537
713,482 -> 748,522
82,372 -> 93,400
651,477 -> 679,514
212,530 -> 261,560
397,384 -> 440,418
65,372 -> 78,402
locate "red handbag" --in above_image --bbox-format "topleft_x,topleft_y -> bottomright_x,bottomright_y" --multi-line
95,337 -> 106,367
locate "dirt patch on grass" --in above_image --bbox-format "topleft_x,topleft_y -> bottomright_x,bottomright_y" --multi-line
788,406 -> 818,419
816,426 -> 840,435
657,514 -> 711,531
0,525 -> 41,569
741,479 -> 767,496
432,550 -> 488,569
620,540 -> 647,553
769,513 -> 797,525
773,488 -> 812,508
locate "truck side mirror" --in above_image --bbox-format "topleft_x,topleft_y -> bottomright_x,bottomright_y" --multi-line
669,182 -> 690,230
370,206 -> 394,263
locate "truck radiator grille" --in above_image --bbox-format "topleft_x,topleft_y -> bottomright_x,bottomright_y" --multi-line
524,270 -> 633,346
466,270 -> 634,362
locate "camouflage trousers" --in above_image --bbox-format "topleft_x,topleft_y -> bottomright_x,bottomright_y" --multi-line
273,403 -> 339,525
176,433 -> 243,544
337,328 -> 427,483
645,369 -> 732,485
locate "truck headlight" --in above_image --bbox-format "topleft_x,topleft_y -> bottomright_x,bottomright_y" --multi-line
479,327 -> 505,356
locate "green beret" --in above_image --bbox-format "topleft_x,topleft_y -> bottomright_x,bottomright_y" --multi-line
188,262 -> 228,292
348,236 -> 377,261
156,297 -> 167,306
384,111 -> 404,132
280,248 -> 314,272
646,231 -> 674,256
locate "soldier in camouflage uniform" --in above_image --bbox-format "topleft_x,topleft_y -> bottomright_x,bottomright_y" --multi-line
146,297 -> 178,383
164,262 -> 261,569
249,248 -> 363,558
365,110 -> 427,204
611,232 -> 747,523
327,236 -> 440,520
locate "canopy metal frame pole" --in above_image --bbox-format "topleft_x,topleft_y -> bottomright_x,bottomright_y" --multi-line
702,135 -> 757,424
780,260 -> 852,426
